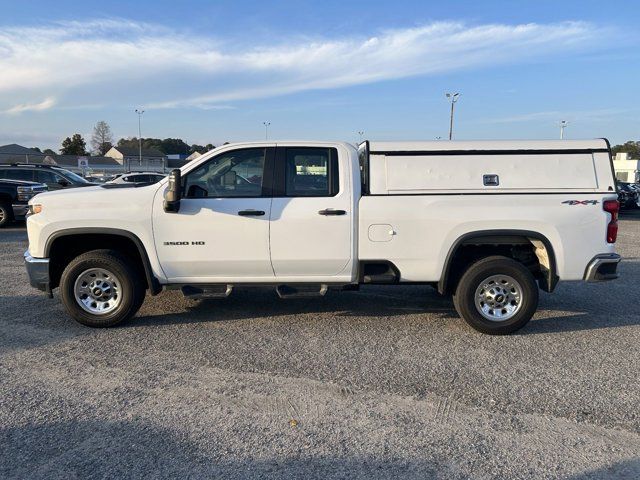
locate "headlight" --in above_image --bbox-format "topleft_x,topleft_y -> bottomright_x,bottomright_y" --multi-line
28,204 -> 43,215
17,186 -> 35,201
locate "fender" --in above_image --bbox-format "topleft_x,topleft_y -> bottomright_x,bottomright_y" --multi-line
44,227 -> 162,295
438,229 -> 559,295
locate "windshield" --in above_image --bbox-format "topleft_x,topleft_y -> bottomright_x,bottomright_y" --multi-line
57,168 -> 90,184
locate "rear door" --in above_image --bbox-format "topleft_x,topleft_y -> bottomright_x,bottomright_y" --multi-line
269,146 -> 353,278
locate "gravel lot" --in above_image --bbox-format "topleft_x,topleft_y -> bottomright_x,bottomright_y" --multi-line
1,213 -> 640,479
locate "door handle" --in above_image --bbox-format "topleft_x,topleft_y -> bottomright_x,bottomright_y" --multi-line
238,210 -> 265,216
318,209 -> 346,216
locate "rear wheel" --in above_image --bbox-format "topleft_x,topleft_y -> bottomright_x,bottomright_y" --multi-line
453,256 -> 538,334
60,249 -> 145,327
0,201 -> 13,228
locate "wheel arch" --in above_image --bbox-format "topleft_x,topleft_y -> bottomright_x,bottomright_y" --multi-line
45,228 -> 161,294
438,229 -> 558,295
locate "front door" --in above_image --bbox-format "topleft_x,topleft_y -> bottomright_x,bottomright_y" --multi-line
153,147 -> 275,282
269,146 -> 353,279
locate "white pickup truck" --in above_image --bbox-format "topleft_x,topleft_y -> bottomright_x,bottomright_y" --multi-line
24,139 -> 621,334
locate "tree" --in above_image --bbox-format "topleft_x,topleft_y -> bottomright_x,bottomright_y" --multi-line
43,148 -> 56,155
60,134 -> 87,155
91,121 -> 114,155
189,143 -> 215,154
611,141 -> 640,159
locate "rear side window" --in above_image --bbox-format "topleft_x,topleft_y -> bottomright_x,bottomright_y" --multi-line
4,169 -> 33,181
284,147 -> 339,197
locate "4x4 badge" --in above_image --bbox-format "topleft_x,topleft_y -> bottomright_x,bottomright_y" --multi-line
562,200 -> 599,205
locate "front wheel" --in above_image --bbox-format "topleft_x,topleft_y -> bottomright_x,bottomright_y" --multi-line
0,201 -> 13,228
60,249 -> 145,327
453,256 -> 539,335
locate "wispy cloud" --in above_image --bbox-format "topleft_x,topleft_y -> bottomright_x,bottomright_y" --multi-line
3,97 -> 56,114
0,19 -> 614,112
483,108 -> 634,124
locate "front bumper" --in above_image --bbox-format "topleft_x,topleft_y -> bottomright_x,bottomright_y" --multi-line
12,204 -> 29,219
584,253 -> 621,281
24,250 -> 51,295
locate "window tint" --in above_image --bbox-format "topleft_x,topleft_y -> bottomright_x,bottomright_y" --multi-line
36,170 -> 57,184
285,148 -> 338,197
184,148 -> 266,198
4,169 -> 33,182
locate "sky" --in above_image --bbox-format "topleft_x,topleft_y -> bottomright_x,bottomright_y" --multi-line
0,0 -> 638,151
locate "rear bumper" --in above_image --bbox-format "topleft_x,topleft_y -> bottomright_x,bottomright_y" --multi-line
24,250 -> 51,295
583,253 -> 621,281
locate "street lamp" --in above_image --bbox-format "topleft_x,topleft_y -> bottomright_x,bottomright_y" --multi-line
445,92 -> 460,140
135,109 -> 145,167
357,131 -> 364,143
263,121 -> 271,140
559,120 -> 569,140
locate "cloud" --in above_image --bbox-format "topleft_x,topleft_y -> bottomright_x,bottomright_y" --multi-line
3,97 -> 56,114
483,108 -> 634,124
0,19 -> 613,111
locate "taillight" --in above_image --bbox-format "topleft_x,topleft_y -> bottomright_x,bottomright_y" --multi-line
603,200 -> 619,243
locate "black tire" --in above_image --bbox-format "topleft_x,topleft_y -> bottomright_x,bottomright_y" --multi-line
453,255 -> 539,335
60,249 -> 145,327
0,201 -> 13,228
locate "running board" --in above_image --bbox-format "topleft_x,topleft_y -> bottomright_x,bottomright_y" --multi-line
181,285 -> 233,299
276,284 -> 328,299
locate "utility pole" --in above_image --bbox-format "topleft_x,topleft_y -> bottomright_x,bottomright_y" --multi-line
445,92 -> 460,140
263,121 -> 271,140
559,120 -> 569,140
357,131 -> 364,143
135,109 -> 145,168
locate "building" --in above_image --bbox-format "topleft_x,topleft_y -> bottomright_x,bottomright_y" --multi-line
613,152 -> 640,183
104,146 -> 168,172
0,144 -> 121,173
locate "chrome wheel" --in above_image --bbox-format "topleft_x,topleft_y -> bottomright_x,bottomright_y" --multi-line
474,274 -> 523,322
73,268 -> 122,315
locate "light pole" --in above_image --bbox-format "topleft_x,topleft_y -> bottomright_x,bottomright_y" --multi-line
263,121 -> 271,140
445,92 -> 460,140
135,109 -> 145,168
357,131 -> 364,143
559,120 -> 569,140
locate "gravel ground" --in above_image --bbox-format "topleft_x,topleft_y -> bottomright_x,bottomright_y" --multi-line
1,213 -> 640,479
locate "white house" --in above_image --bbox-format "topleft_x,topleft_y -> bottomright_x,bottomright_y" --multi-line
105,146 -> 167,172
613,152 -> 640,183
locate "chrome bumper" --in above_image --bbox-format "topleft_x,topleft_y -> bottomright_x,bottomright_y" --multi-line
24,250 -> 51,295
584,253 -> 621,282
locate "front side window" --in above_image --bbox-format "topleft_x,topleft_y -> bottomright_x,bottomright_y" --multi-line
285,147 -> 338,197
184,148 -> 266,198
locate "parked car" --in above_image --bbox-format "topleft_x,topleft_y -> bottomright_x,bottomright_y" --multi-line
106,172 -> 166,186
24,139 -> 621,335
616,182 -> 638,209
0,178 -> 47,227
0,164 -> 98,191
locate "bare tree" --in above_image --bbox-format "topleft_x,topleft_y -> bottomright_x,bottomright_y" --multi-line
91,121 -> 114,155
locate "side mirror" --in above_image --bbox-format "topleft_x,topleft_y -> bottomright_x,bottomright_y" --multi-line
163,169 -> 181,213
58,180 -> 70,187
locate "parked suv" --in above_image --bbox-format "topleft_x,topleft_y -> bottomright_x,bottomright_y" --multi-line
0,178 -> 47,227
0,164 -> 97,191
617,182 -> 639,209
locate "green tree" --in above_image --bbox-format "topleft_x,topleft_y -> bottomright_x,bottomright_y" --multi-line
60,134 -> 87,155
189,143 -> 216,154
91,120 -> 114,155
611,141 -> 640,158
42,148 -> 56,155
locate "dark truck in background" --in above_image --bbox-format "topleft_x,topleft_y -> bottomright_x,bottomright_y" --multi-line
0,179 -> 47,227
